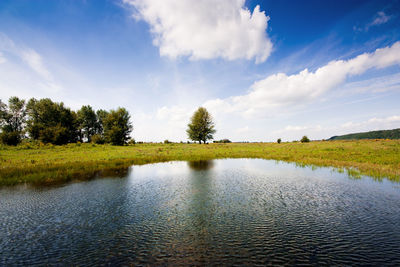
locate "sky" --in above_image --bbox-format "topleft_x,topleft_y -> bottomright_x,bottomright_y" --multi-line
0,0 -> 400,142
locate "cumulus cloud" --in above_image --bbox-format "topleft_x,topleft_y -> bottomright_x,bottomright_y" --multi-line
203,41 -> 400,117
123,0 -> 272,63
156,105 -> 192,121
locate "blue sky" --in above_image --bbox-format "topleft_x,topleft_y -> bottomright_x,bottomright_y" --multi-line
0,0 -> 399,141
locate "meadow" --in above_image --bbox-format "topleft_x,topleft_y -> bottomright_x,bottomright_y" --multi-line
0,140 -> 399,186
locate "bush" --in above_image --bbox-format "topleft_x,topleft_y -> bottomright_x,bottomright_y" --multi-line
0,131 -> 22,146
128,138 -> 136,145
277,138 -> 281,144
214,139 -> 231,143
164,139 -> 171,144
301,136 -> 310,143
91,134 -> 105,144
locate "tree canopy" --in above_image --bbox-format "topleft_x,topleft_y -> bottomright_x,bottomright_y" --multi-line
0,97 -> 27,145
103,107 -> 133,145
77,105 -> 97,142
26,98 -> 77,145
0,96 -> 133,146
187,107 -> 216,144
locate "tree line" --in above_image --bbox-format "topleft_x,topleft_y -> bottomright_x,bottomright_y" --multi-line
0,96 -> 132,146
1,96 -> 218,146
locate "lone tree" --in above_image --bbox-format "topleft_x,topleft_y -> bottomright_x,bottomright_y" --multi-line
301,135 -> 310,143
187,107 -> 216,144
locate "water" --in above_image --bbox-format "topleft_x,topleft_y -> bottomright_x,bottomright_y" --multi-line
1,159 -> 400,266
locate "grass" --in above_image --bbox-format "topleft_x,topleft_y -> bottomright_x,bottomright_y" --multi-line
0,140 -> 399,186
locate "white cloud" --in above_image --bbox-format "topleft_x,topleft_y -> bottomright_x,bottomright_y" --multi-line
339,72 -> 400,95
0,33 -> 60,95
156,105 -> 192,121
354,11 -> 393,32
274,115 -> 400,141
342,115 -> 400,129
123,0 -> 272,63
370,11 -> 392,27
203,41 -> 400,117
20,49 -> 53,80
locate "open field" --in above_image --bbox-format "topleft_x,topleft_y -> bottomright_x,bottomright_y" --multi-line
0,140 -> 399,186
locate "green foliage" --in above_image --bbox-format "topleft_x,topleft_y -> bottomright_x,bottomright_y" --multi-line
128,138 -> 136,145
214,139 -> 231,143
277,138 -> 281,144
5,97 -> 26,133
329,128 -> 400,140
164,139 -> 171,144
187,107 -> 216,144
0,131 -> 21,146
301,136 -> 310,143
103,108 -> 132,145
1,96 -> 132,146
26,98 -> 77,145
77,105 -> 97,142
95,109 -> 109,135
91,134 -> 106,144
0,99 -> 6,128
0,97 -> 27,145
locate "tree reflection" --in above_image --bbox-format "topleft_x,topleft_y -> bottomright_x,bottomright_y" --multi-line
187,160 -> 215,171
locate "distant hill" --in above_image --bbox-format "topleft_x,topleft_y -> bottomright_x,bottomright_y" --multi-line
328,128 -> 400,140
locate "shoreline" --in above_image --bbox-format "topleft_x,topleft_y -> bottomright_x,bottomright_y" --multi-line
1,140 -> 399,186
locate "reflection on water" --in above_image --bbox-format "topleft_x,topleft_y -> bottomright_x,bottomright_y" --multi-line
1,159 -> 400,266
187,160 -> 214,171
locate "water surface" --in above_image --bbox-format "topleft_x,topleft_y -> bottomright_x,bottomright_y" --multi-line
1,159 -> 400,266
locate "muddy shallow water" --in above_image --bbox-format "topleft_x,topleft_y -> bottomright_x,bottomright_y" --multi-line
1,159 -> 400,266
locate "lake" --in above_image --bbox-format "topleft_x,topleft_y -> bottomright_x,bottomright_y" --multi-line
1,159 -> 400,266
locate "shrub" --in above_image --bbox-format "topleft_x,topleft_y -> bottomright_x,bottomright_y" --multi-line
301,136 -> 310,143
91,134 -> 106,144
128,138 -> 136,145
277,138 -> 281,144
214,139 -> 231,143
0,131 -> 21,146
164,139 -> 171,144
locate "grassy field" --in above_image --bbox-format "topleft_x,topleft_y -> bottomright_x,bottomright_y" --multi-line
0,140 -> 399,186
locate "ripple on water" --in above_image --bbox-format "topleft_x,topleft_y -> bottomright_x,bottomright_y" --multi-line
1,159 -> 400,266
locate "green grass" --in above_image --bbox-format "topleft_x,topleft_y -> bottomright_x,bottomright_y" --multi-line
0,140 -> 399,186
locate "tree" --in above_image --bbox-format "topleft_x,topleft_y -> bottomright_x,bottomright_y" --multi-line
187,107 -> 216,144
0,97 -> 27,145
301,136 -> 310,143
26,98 -> 78,145
77,105 -> 97,142
103,108 -> 132,145
95,109 -> 109,135
277,138 -> 281,144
